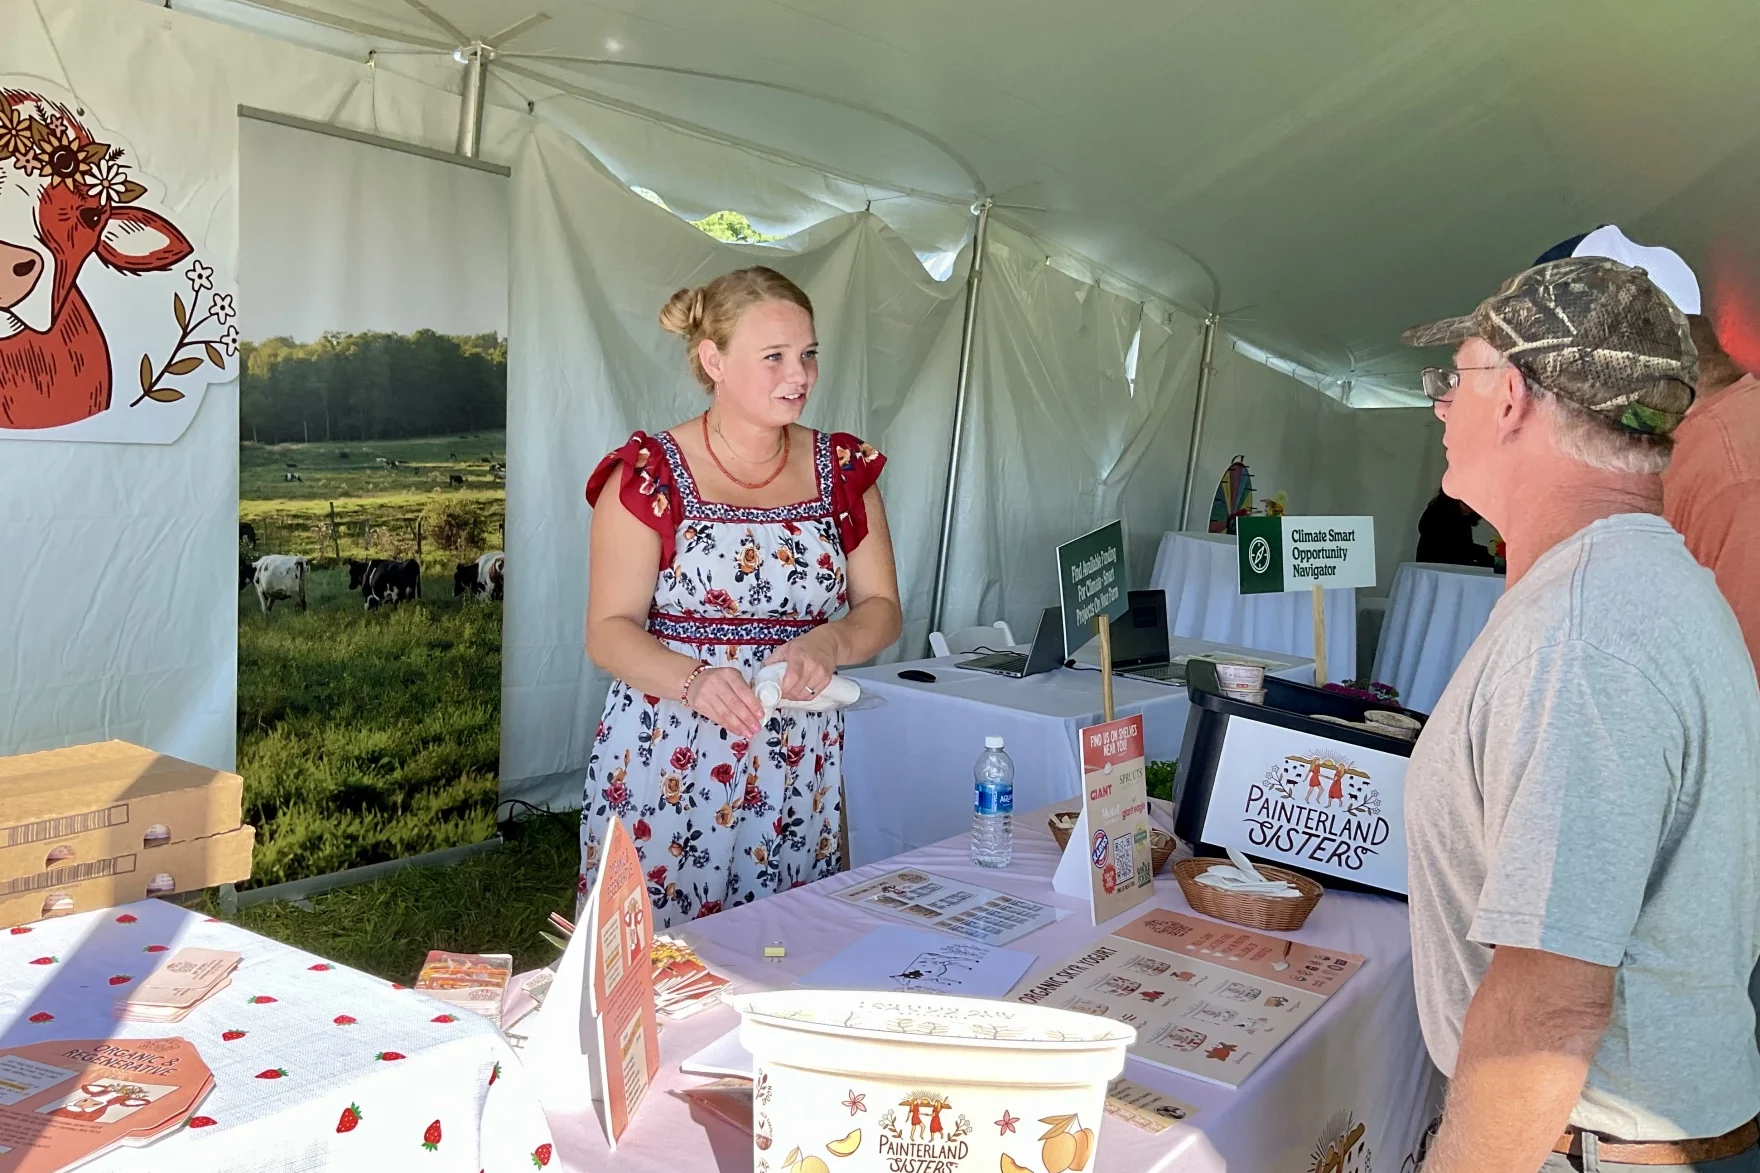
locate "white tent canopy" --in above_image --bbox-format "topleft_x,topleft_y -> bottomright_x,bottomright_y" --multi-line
174,0 -> 1760,398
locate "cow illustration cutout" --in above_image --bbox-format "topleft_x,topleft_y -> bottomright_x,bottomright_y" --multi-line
0,81 -> 234,442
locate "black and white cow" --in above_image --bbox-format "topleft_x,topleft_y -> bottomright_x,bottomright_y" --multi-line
250,554 -> 309,614
453,551 -> 505,601
348,557 -> 421,610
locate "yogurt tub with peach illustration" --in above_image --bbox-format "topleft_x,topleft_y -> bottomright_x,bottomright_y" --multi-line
732,990 -> 1134,1173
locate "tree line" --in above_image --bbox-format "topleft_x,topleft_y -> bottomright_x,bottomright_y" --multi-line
240,331 -> 506,444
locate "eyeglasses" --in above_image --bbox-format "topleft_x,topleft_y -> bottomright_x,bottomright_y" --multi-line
1420,366 -> 1505,404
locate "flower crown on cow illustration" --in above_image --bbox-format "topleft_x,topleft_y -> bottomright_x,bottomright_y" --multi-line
0,87 -> 233,431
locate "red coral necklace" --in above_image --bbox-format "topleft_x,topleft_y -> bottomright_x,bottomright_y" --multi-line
701,411 -> 790,490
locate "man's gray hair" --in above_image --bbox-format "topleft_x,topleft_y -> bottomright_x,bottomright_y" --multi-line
1521,375 -> 1673,475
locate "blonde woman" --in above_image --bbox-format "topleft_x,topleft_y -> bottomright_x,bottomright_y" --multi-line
582,266 -> 902,926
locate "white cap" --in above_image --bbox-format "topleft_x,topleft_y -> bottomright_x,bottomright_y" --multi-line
1570,225 -> 1702,315
984,735 -> 1006,749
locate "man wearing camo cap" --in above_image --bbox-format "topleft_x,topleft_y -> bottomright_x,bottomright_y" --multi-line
1401,257 -> 1760,1172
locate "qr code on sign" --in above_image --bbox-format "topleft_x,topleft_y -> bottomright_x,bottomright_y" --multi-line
1112,833 -> 1134,876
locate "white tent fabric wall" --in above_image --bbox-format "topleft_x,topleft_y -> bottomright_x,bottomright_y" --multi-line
935,224 -> 1206,642
0,0 -> 529,767
501,121 -> 965,809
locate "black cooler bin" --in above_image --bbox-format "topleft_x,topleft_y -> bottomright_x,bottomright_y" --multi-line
1172,660 -> 1426,899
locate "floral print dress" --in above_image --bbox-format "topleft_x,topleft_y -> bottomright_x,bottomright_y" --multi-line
581,428 -> 885,927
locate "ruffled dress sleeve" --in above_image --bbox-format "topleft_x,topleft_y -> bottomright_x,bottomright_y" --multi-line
586,431 -> 682,571
828,432 -> 887,554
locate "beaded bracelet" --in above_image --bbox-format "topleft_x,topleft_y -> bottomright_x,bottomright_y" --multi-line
681,661 -> 712,704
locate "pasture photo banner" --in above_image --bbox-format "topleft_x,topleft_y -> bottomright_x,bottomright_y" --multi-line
237,112 -> 510,887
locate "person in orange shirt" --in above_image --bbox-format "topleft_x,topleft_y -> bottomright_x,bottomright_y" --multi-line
1664,315 -> 1760,672
1533,226 -> 1760,672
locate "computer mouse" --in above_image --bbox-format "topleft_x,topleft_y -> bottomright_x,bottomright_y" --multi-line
898,669 -> 938,683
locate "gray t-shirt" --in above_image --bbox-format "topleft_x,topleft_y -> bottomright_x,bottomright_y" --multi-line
1407,513 -> 1760,1140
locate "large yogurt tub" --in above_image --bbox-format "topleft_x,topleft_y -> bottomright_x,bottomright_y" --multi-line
731,990 -> 1135,1173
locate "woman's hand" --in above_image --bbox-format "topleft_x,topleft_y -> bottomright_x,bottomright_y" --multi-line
764,629 -> 840,702
687,666 -> 765,737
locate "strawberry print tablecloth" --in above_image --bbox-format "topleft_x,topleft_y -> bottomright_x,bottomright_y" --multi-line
0,899 -> 555,1173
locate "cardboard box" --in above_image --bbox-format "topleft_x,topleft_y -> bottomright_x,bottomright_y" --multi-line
0,741 -> 243,885
1,826 -> 255,928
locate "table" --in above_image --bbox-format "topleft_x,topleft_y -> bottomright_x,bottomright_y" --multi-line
841,637 -> 1313,867
0,900 -> 554,1172
1370,562 -> 1505,714
1149,531 -> 1358,682
540,807 -> 1444,1173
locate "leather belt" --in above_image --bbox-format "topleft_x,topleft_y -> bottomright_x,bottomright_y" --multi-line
1553,1118 -> 1758,1166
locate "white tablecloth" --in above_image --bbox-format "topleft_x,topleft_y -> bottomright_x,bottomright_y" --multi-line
1370,562 -> 1505,715
538,807 -> 1444,1173
0,900 -> 554,1172
841,638 -> 1313,867
1149,531 -> 1358,682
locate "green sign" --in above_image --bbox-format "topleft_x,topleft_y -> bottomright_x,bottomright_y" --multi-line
1057,521 -> 1129,657
1237,515 -> 1377,594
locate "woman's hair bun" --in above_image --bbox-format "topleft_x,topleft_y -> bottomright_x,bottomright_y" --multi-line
659,286 -> 706,337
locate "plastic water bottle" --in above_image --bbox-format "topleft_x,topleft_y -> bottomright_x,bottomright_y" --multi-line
971,735 -> 1015,868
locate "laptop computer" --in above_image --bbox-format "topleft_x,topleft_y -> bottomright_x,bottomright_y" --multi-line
1112,590 -> 1185,685
958,606 -> 1065,678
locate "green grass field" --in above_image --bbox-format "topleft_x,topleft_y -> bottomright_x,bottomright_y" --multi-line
239,432 -> 510,889
241,432 -> 506,563
203,811 -> 579,983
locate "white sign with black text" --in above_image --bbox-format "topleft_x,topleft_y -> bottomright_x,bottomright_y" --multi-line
1198,717 -> 1410,894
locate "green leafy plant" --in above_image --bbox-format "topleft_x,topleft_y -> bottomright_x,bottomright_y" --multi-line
1146,759 -> 1179,804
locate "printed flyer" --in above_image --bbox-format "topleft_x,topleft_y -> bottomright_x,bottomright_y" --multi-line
0,1038 -> 212,1173
584,817 -> 661,1148
1015,909 -> 1364,1088
1078,715 -> 1155,923
832,868 -> 1063,945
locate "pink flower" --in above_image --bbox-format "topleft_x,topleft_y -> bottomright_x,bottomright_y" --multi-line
696,901 -> 723,919
669,746 -> 697,772
784,744 -> 806,769
701,588 -> 737,616
730,739 -> 750,759
633,818 -> 652,842
642,693 -> 661,707
646,865 -> 667,886
817,553 -> 835,571
710,763 -> 735,787
604,779 -> 630,807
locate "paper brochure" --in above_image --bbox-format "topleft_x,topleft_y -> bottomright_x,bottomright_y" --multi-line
1016,908 -> 1364,1088
799,926 -> 1037,998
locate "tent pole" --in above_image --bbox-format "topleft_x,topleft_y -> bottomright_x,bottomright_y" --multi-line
1177,313 -> 1221,531
455,42 -> 491,159
927,197 -> 994,647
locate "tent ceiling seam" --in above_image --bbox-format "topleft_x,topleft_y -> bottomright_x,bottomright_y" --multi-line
223,0 -> 454,50
988,209 -> 1211,327
992,202 -> 1221,316
507,56 -> 987,201
499,61 -> 972,211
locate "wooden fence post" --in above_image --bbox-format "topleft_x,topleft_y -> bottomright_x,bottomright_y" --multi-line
328,502 -> 340,562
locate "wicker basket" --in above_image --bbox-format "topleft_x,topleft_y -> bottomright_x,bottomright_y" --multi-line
1172,857 -> 1324,931
1048,812 -> 1178,874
